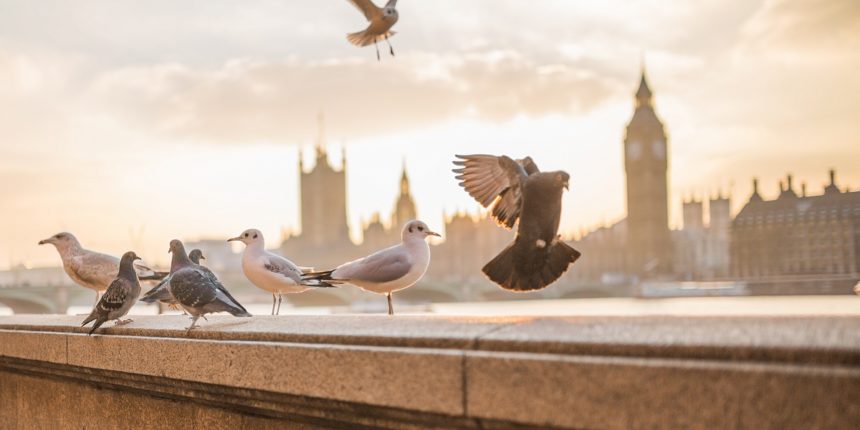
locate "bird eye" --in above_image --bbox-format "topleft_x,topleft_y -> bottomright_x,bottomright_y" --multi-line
418,226 -> 424,231
253,234 -> 258,239
244,233 -> 248,237
54,235 -> 61,239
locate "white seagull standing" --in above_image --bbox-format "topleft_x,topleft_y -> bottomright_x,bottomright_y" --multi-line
345,0 -> 399,61
228,229 -> 330,315
303,220 -> 440,315
39,232 -> 165,307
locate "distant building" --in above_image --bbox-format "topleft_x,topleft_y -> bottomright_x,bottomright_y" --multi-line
674,194 -> 731,280
730,171 -> 860,278
280,114 -> 419,270
623,67 -> 673,276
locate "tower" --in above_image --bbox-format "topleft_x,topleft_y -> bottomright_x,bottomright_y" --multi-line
682,197 -> 704,231
299,112 -> 351,247
623,67 -> 672,276
391,161 -> 417,229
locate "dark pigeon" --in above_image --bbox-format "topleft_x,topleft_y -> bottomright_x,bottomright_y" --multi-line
453,154 -> 581,291
167,240 -> 251,332
140,248 -> 205,306
81,251 -> 143,335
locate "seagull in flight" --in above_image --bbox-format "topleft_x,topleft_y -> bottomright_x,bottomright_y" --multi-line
303,220 -> 440,315
346,0 -> 399,61
453,155 -> 581,291
229,228 -> 332,315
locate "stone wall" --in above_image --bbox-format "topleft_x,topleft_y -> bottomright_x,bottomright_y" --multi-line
1,315 -> 859,429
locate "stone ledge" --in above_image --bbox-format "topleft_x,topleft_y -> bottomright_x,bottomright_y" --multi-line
1,315 -> 859,429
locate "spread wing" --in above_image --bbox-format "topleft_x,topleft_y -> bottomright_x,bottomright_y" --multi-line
334,245 -> 412,283
453,154 -> 535,229
347,0 -> 381,21
70,252 -> 120,289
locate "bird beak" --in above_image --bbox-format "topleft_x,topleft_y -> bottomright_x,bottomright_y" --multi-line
200,255 -> 206,260
564,181 -> 569,190
227,237 -> 241,242
38,239 -> 49,245
428,231 -> 441,238
134,256 -> 142,261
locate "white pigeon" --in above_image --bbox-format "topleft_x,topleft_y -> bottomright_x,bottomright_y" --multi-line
345,0 -> 399,61
303,220 -> 440,315
228,229 -> 328,315
39,232 -> 165,307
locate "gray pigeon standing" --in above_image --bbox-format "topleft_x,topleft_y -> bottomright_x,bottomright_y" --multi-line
140,248 -> 205,307
81,251 -> 143,335
167,240 -> 251,332
453,154 -> 581,291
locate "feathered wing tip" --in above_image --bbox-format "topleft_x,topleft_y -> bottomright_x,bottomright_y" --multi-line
81,311 -> 105,336
346,30 -> 395,47
140,278 -> 169,303
139,271 -> 169,281
301,270 -> 339,288
482,241 -> 581,292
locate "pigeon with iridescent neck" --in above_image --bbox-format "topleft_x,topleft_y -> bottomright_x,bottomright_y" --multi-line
167,240 -> 251,332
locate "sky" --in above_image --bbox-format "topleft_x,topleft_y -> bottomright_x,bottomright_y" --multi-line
1,0 -> 858,269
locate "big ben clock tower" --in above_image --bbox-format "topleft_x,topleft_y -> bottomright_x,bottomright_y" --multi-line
623,67 -> 672,276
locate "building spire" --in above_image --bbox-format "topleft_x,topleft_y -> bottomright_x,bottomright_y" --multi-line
400,158 -> 410,196
315,111 -> 326,159
635,63 -> 652,107
825,169 -> 840,194
750,177 -> 762,202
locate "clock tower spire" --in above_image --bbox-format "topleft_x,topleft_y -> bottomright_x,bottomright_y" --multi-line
623,66 -> 672,276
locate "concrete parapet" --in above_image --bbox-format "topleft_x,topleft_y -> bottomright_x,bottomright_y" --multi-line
0,315 -> 859,429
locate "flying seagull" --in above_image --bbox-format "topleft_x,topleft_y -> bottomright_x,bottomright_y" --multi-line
39,232 -> 166,307
453,154 -> 581,291
81,251 -> 142,335
303,220 -> 440,315
345,0 -> 399,61
140,248 -> 205,308
167,239 -> 251,332
229,229 -> 333,316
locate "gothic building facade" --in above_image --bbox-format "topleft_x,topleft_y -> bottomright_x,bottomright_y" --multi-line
731,171 -> 860,278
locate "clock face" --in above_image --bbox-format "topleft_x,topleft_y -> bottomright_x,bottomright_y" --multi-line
652,139 -> 665,159
627,140 -> 642,159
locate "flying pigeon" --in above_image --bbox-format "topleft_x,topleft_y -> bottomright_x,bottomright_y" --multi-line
140,248 -> 205,307
39,232 -> 166,307
345,0 -> 399,61
167,240 -> 251,332
229,229 -> 333,316
303,220 -> 440,315
453,154 -> 581,291
80,251 -> 143,335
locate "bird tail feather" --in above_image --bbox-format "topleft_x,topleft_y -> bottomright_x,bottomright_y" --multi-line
301,270 -> 339,288
140,279 -> 171,304
346,30 -> 395,47
483,240 -> 581,292
82,313 -> 105,336
139,271 -> 169,281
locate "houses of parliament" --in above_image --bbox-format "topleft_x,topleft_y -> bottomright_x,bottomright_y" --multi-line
275,68 -> 858,297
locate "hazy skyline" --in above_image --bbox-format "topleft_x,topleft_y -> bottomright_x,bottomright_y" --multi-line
1,0 -> 858,268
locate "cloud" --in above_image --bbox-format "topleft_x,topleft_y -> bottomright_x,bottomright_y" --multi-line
90,51 -> 616,143
740,0 -> 860,58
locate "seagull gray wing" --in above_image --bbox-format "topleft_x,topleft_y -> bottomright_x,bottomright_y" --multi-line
335,246 -> 412,283
263,254 -> 303,283
70,252 -> 120,288
453,154 -> 532,229
347,0 -> 382,21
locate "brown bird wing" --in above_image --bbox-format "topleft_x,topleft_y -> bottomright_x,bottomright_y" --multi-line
453,154 -> 534,229
347,0 -> 382,21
